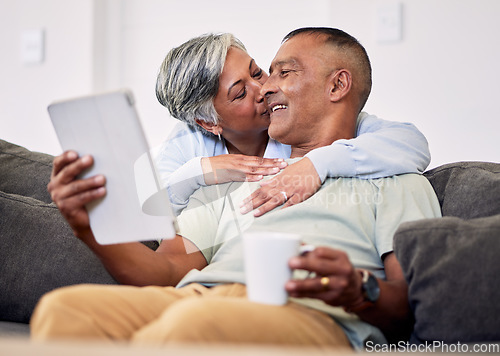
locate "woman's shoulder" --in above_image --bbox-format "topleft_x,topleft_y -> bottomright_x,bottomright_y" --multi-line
158,121 -> 222,157
169,121 -> 201,138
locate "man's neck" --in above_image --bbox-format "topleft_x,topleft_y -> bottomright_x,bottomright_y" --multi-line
289,112 -> 357,158
290,141 -> 331,158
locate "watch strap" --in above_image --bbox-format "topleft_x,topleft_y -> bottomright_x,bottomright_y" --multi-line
343,270 -> 378,313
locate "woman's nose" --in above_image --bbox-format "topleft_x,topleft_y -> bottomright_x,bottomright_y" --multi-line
260,76 -> 276,99
251,78 -> 265,103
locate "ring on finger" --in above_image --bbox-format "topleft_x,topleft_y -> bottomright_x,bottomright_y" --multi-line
280,191 -> 288,201
320,276 -> 330,291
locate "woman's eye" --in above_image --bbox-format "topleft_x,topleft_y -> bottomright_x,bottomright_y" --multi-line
252,69 -> 263,79
234,88 -> 246,100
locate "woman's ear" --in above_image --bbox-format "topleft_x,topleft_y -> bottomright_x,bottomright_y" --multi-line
195,119 -> 222,136
329,69 -> 352,102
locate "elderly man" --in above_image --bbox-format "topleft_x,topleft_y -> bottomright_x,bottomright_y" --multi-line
31,28 -> 441,349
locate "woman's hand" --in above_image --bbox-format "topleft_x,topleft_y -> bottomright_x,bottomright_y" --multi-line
201,154 -> 287,185
285,247 -> 363,307
239,158 -> 321,216
47,151 -> 106,238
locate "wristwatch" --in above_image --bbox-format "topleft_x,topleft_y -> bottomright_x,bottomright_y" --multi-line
361,269 -> 380,303
344,269 -> 380,313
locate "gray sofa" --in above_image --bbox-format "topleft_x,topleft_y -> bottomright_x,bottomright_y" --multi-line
1,139 -> 499,345
0,139 -> 157,335
394,161 -> 500,344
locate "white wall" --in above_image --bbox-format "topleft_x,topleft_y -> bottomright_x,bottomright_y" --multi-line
0,0 -> 95,154
117,0 -> 333,158
1,0 -> 499,169
341,0 -> 500,168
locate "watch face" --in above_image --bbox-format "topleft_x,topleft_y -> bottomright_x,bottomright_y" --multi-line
364,273 -> 380,303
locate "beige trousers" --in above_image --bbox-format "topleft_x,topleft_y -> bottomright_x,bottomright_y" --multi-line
30,283 -> 351,347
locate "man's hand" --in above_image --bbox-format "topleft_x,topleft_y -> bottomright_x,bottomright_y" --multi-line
285,247 -> 363,307
47,151 -> 208,287
239,158 -> 321,217
286,247 -> 412,341
201,154 -> 287,185
47,151 -> 106,237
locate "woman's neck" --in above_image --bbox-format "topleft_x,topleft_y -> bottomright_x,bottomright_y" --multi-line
224,131 -> 269,157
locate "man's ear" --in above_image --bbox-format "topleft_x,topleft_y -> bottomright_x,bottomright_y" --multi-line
329,69 -> 352,102
195,119 -> 222,136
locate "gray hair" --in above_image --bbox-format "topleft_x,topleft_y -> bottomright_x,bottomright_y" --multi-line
156,33 -> 246,133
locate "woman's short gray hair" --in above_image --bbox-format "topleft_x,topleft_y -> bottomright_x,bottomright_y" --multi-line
156,33 -> 246,133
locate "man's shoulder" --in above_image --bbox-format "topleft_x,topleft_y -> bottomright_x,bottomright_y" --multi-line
376,173 -> 430,187
370,173 -> 439,210
324,173 -> 427,184
321,173 -> 433,195
372,172 -> 426,182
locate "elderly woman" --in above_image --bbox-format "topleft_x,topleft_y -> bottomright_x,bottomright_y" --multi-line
155,33 -> 430,215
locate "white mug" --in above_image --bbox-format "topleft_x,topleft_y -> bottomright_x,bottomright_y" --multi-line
242,231 -> 302,305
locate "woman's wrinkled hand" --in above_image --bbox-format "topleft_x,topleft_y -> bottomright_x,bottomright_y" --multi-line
239,158 -> 321,216
201,154 -> 287,185
47,151 -> 106,236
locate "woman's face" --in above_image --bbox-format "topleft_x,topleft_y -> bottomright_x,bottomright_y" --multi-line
213,47 -> 270,138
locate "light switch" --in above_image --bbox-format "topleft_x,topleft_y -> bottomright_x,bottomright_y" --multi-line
376,3 -> 402,43
21,29 -> 45,64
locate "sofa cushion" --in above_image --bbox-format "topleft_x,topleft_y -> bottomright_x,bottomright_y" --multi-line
394,214 -> 500,344
424,161 -> 500,219
0,191 -> 118,324
0,140 -> 53,204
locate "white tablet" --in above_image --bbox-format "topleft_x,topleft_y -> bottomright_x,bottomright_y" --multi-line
48,90 -> 177,245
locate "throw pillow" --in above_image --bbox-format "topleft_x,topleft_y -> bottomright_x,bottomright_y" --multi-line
394,215 -> 500,344
0,139 -> 54,203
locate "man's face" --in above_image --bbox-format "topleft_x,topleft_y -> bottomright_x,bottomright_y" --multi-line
262,34 -> 334,146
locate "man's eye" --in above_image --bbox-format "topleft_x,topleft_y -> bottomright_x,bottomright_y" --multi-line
280,70 -> 291,77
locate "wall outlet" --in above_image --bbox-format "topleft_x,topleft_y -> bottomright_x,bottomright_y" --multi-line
21,29 -> 45,64
376,3 -> 403,43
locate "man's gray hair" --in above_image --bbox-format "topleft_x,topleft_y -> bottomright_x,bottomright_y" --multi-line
156,33 -> 246,133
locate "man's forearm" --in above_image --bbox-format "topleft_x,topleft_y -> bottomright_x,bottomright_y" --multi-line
355,278 -> 412,342
350,253 -> 413,342
78,231 -> 204,287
